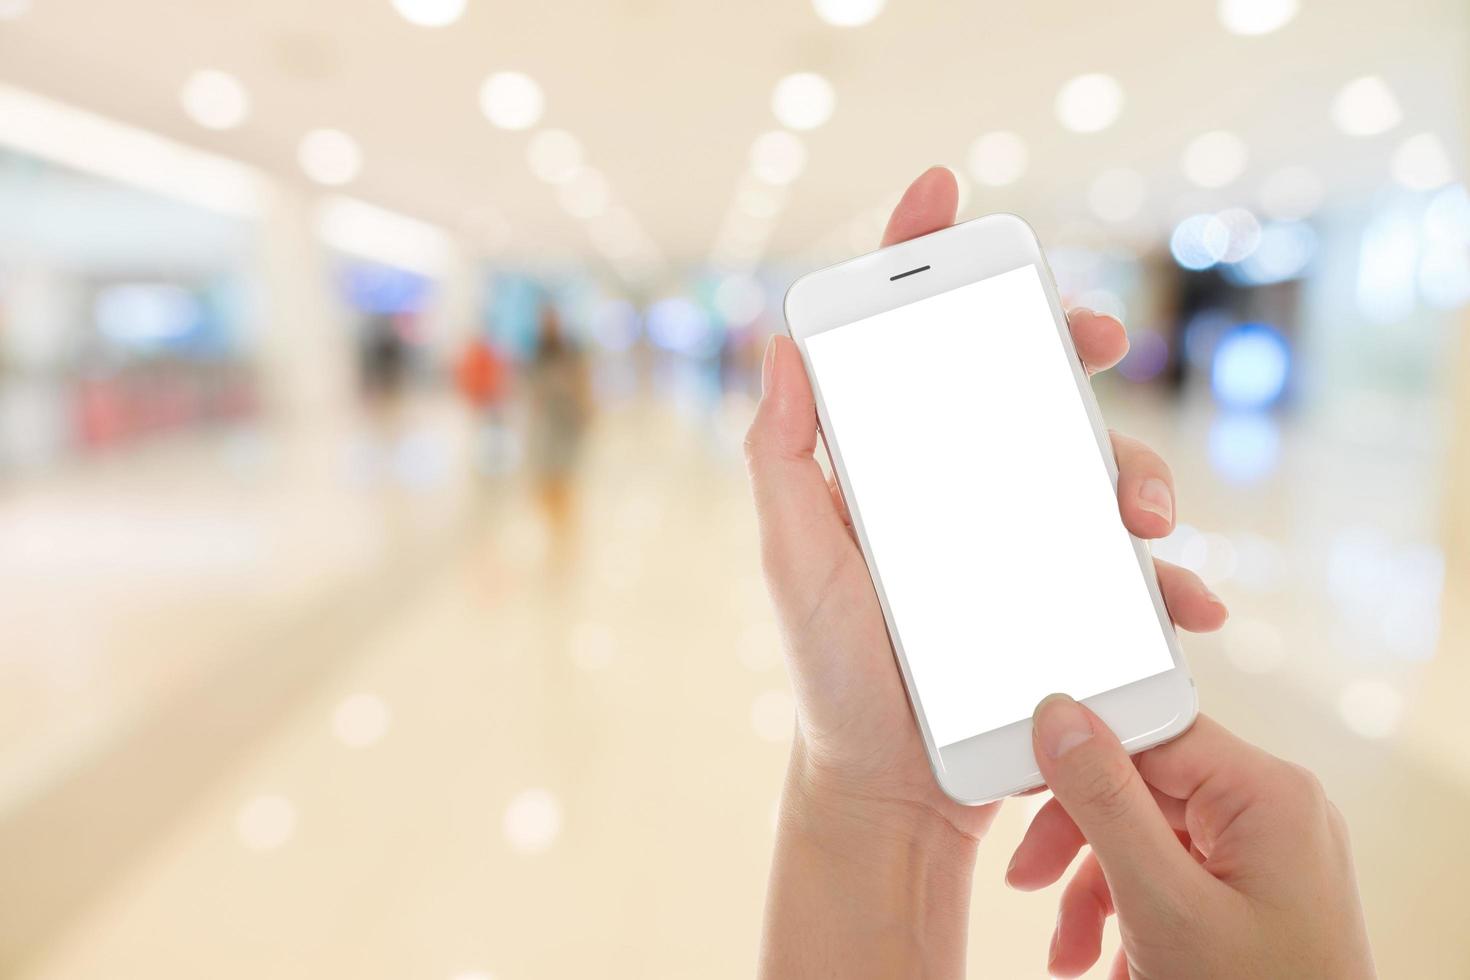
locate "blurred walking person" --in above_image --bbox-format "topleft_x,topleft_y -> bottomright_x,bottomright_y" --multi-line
454,332 -> 513,475
526,304 -> 591,563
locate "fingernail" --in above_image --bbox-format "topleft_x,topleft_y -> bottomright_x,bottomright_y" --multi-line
1034,694 -> 1094,760
1136,478 -> 1173,524
761,336 -> 777,395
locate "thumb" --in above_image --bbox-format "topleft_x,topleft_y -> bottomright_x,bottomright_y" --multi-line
744,335 -> 853,609
1032,694 -> 1201,910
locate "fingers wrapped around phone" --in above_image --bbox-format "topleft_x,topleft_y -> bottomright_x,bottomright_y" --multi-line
1110,431 -> 1175,538
1066,308 -> 1129,375
1153,557 -> 1229,632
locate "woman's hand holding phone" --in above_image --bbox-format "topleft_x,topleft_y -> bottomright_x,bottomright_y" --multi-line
748,166 -> 1228,977
1011,697 -> 1375,978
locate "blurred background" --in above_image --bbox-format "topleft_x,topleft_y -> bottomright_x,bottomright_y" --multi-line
0,0 -> 1466,976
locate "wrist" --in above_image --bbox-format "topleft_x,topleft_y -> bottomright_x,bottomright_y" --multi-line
782,736 -> 984,862
758,738 -> 981,979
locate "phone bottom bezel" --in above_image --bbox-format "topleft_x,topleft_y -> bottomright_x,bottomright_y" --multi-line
931,666 -> 1198,806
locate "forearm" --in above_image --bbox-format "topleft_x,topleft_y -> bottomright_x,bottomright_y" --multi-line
757,742 -> 981,980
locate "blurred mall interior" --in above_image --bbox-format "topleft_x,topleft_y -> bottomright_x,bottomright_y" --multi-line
0,0 -> 1468,976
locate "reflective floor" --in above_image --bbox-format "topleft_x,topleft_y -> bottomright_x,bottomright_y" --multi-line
5,388 -> 1469,979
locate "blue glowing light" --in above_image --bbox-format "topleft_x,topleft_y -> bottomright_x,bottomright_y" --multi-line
343,263 -> 430,315
1208,411 -> 1281,484
1170,214 -> 1230,270
645,296 -> 721,357
1211,322 -> 1290,410
1224,221 -> 1316,286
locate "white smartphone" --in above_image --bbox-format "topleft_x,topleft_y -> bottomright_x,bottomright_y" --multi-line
784,213 -> 1197,805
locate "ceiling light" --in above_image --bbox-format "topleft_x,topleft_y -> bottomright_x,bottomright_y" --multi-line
1330,76 -> 1402,136
811,0 -> 885,27
297,128 -> 362,186
750,130 -> 807,184
967,131 -> 1028,187
526,128 -> 582,183
1217,0 -> 1298,36
1181,130 -> 1249,188
1087,168 -> 1147,223
479,71 -> 544,131
1258,165 -> 1325,220
1391,133 -> 1454,191
315,195 -> 451,277
0,83 -> 263,216
1054,73 -> 1124,133
558,168 -> 609,219
179,70 -> 250,131
390,0 -> 466,27
771,72 -> 835,131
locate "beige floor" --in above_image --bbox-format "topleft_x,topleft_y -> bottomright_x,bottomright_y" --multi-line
7,388 -> 1470,979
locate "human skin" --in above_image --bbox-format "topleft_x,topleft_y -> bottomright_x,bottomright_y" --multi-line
1010,697 -> 1375,979
746,165 -> 1228,979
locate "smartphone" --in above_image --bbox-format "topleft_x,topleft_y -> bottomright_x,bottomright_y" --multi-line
783,213 -> 1197,805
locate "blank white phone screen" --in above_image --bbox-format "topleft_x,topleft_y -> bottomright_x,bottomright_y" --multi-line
804,263 -> 1175,748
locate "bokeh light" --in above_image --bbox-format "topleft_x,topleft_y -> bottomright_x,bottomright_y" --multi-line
1211,323 -> 1290,410
297,128 -> 363,186
1228,220 -> 1316,284
1181,130 -> 1249,188
967,131 -> 1028,187
236,795 -> 297,852
1391,132 -> 1454,191
390,0 -> 467,27
332,692 -> 392,747
502,788 -> 563,854
1170,213 -> 1231,269
749,130 -> 807,185
1330,75 -> 1402,136
479,71 -> 545,130
771,72 -> 835,131
1217,0 -> 1298,35
812,0 -> 885,27
179,70 -> 250,131
526,128 -> 583,184
558,168 -> 610,219
1337,679 -> 1404,739
1054,73 -> 1124,133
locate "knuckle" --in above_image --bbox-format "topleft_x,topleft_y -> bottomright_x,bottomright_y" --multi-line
741,421 -> 766,467
1278,761 -> 1329,813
